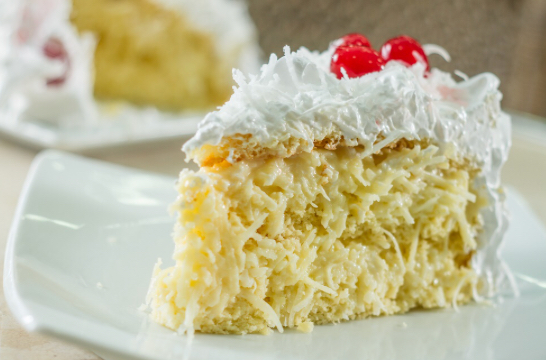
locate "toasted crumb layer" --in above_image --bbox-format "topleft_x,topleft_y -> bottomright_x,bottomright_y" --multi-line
191,132 -> 350,167
71,0 -> 232,111
149,140 -> 483,334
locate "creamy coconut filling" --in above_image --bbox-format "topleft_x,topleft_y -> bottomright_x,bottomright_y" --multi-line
148,141 -> 485,334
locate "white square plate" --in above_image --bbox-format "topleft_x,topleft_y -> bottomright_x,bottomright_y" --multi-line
4,151 -> 546,360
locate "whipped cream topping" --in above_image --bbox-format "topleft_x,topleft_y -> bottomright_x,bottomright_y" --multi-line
184,46 -> 509,175
184,45 -> 514,297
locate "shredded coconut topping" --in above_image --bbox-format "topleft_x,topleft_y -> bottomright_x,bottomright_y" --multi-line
184,46 -> 510,181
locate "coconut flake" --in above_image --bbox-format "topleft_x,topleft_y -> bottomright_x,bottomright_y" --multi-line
423,44 -> 452,62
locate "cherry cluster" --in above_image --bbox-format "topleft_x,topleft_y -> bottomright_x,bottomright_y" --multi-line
330,34 -> 429,79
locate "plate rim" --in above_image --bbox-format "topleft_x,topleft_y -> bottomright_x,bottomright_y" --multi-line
3,149 -> 47,333
0,115 -> 200,153
2,150 -> 162,360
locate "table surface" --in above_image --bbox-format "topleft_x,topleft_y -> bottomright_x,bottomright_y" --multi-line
1,113 -> 546,360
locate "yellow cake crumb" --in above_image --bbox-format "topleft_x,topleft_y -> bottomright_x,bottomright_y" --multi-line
148,140 -> 483,334
297,322 -> 314,333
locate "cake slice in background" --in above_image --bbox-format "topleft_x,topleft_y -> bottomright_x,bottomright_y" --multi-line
147,34 -> 514,335
70,0 -> 235,111
0,0 -> 260,125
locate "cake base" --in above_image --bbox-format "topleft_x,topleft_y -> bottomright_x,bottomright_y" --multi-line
148,140 -> 483,334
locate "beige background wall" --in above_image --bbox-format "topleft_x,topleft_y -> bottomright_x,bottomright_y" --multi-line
248,0 -> 546,117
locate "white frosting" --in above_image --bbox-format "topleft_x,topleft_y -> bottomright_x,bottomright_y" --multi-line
183,45 -> 514,297
0,0 -> 260,127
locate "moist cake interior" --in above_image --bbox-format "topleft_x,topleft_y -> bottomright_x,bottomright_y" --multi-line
149,139 -> 484,334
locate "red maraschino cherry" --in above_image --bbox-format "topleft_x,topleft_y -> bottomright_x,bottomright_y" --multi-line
43,37 -> 66,59
380,35 -> 429,71
339,33 -> 372,48
43,37 -> 70,86
330,46 -> 385,79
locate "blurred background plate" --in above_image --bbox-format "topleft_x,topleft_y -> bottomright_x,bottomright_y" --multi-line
0,110 -> 202,152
